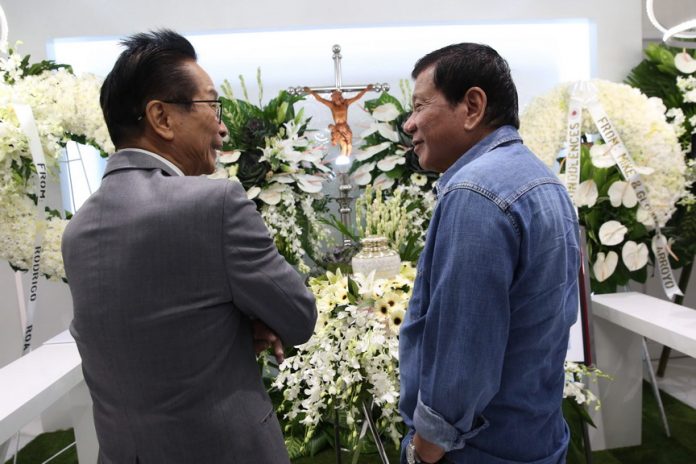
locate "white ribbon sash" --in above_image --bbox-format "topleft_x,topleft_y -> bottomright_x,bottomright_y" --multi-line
14,103 -> 49,354
568,82 -> 682,299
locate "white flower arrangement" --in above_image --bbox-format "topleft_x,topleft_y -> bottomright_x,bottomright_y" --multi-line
520,80 -> 688,292
0,45 -> 111,281
563,361 -> 606,409
212,87 -> 331,273
353,90 -> 439,194
273,264 -> 417,452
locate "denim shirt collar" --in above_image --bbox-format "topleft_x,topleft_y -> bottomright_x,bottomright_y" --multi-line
436,125 -> 522,198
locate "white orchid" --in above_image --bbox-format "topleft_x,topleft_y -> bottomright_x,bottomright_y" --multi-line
598,220 -> 627,246
377,154 -> 406,172
576,179 -> 598,207
622,241 -> 649,271
372,103 -> 400,122
593,251 -> 618,282
607,181 -> 638,208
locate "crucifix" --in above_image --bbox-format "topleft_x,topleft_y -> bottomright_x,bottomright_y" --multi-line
289,44 -> 388,163
290,45 -> 388,249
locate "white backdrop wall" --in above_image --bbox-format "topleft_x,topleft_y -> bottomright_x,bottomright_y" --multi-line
6,0 -> 641,81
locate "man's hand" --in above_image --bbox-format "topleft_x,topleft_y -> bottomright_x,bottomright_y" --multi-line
252,320 -> 285,364
413,432 -> 445,463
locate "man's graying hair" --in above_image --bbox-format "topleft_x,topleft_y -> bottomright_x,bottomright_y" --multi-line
100,29 -> 198,146
412,43 -> 520,129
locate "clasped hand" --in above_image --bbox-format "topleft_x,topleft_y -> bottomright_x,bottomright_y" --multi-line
252,319 -> 284,364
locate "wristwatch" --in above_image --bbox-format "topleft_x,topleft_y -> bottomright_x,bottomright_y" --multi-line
406,439 -> 423,464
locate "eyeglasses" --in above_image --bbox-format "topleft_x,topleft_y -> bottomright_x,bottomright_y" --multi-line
161,99 -> 223,123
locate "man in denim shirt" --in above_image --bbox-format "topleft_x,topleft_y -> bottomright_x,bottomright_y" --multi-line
399,43 -> 580,463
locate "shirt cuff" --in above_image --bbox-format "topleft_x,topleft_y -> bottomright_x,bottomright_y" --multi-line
413,392 -> 489,452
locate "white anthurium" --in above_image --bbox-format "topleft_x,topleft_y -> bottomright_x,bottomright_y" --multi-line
218,150 -> 241,164
622,241 -> 649,271
259,183 -> 288,205
373,173 -> 395,191
377,123 -> 400,142
351,162 -> 376,186
589,144 -> 616,168
607,181 -> 638,208
246,186 -> 261,200
372,103 -> 400,122
360,125 -> 378,138
593,251 -> 618,282
355,141 -> 392,162
576,180 -> 598,207
377,154 -> 406,172
271,174 -> 295,184
598,220 -> 628,246
636,207 -> 654,227
675,51 -> 696,74
296,174 -> 325,193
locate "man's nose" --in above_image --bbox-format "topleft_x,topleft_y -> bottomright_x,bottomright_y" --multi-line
402,114 -> 415,135
219,121 -> 229,138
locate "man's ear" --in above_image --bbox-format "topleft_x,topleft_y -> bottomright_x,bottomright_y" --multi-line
461,87 -> 488,130
144,100 -> 175,141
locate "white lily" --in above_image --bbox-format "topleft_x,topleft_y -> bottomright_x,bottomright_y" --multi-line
373,173 -> 395,191
296,174 -> 325,193
377,154 -> 406,172
218,150 -> 241,164
622,241 -> 649,271
589,144 -> 616,168
372,103 -> 400,122
593,251 -> 618,282
355,141 -> 392,162
576,180 -> 598,207
246,186 -> 261,200
259,183 -> 288,205
598,220 -> 627,246
351,162 -> 376,186
607,181 -> 638,208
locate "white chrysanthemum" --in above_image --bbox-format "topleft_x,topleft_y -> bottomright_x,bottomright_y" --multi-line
520,80 -> 687,227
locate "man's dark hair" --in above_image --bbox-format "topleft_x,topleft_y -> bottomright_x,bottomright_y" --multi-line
100,29 -> 198,146
412,43 -> 519,129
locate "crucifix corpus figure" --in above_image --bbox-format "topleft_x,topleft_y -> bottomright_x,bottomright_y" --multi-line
304,85 -> 373,157
290,44 -> 388,160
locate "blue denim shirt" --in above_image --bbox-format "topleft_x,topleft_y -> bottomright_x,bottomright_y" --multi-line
399,125 -> 579,464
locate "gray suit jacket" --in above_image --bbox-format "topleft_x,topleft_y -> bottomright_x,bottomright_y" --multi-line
62,150 -> 317,464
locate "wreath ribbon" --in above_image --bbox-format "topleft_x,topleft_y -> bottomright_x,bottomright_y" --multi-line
13,103 -> 49,354
567,82 -> 682,299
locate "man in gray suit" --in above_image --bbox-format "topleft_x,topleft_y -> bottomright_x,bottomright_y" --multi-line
62,30 -> 317,464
